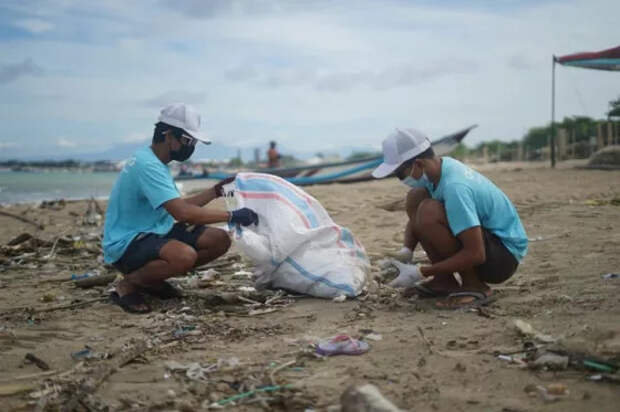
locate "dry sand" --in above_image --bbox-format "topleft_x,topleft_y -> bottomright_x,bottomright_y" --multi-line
1,162 -> 620,411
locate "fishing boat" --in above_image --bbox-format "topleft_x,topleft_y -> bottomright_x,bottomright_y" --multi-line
177,125 -> 477,186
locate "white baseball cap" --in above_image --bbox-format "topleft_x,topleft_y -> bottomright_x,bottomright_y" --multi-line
158,103 -> 211,144
372,128 -> 431,178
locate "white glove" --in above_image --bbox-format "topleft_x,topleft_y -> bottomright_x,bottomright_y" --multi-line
387,260 -> 423,288
392,246 -> 413,263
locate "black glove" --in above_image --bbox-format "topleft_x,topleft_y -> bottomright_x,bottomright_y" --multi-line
213,176 -> 236,197
229,208 -> 259,226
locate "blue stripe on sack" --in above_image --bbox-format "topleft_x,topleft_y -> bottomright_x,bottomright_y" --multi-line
284,257 -> 356,296
285,158 -> 383,185
340,228 -> 355,248
236,177 -> 320,228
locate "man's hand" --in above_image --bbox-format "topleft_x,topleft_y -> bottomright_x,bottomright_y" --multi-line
229,208 -> 259,226
388,260 -> 423,288
214,176 -> 236,197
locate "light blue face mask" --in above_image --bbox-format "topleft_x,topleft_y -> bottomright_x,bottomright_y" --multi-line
401,173 -> 429,188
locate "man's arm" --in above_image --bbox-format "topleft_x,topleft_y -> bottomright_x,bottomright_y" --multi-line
164,198 -> 230,225
420,226 -> 486,277
184,187 -> 217,207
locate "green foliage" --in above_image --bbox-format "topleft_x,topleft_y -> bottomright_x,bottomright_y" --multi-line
227,157 -> 243,168
608,95 -> 620,118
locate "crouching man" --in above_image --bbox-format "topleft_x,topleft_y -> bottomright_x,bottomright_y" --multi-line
103,103 -> 258,313
372,129 -> 528,308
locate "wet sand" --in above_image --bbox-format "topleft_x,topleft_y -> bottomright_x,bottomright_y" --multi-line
1,161 -> 620,411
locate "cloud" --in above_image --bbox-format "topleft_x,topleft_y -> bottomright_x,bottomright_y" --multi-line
160,0 -> 281,19
13,18 -> 55,34
57,138 -> 77,148
0,58 -> 44,84
141,91 -> 207,108
225,60 -> 479,92
508,54 -> 534,70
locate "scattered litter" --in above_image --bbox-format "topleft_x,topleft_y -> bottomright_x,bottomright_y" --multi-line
332,294 -> 347,303
24,353 -> 50,371
364,333 -> 383,342
232,270 -> 253,279
70,347 -> 110,361
316,335 -> 370,356
601,273 -> 619,279
530,352 -> 569,370
513,319 -> 555,343
525,383 -> 569,402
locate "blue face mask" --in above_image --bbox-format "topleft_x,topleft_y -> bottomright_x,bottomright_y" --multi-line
401,172 -> 429,188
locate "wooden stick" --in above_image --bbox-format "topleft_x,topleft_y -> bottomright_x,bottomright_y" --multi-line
269,360 -> 296,385
0,210 -> 44,230
0,297 -> 106,316
417,326 -> 434,354
25,353 -> 50,371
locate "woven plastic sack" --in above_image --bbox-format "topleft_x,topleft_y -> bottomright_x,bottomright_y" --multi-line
222,172 -> 369,298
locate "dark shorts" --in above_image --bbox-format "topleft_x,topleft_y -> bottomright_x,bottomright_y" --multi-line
113,223 -> 206,275
476,229 -> 519,284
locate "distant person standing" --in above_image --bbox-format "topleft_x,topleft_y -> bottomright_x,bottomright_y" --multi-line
267,141 -> 281,168
103,103 -> 259,314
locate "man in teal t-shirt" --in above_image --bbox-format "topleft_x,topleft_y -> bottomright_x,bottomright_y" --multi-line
103,103 -> 259,314
373,128 -> 528,308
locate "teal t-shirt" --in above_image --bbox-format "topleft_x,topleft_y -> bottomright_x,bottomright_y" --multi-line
103,147 -> 180,263
418,157 -> 528,261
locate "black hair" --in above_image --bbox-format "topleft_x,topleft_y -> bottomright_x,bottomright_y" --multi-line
270,141 -> 276,148
394,147 -> 435,179
413,147 -> 435,160
152,122 -> 185,143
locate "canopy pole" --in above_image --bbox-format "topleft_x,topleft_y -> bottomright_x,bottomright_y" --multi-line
550,56 -> 557,168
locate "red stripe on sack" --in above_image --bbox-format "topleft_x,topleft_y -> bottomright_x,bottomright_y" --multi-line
238,191 -> 311,229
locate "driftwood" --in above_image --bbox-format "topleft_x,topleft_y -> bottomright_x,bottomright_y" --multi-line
61,340 -> 147,412
0,297 -> 107,316
74,273 -> 117,289
0,210 -> 44,230
25,353 -> 50,371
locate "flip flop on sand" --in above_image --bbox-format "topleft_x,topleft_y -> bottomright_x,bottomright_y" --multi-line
402,283 -> 451,298
435,291 -> 496,310
109,291 -> 151,314
140,281 -> 181,300
316,335 -> 370,356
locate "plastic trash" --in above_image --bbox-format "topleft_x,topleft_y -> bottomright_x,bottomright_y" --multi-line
601,273 -> 619,279
71,273 -> 94,280
316,335 -> 370,356
222,173 -> 369,298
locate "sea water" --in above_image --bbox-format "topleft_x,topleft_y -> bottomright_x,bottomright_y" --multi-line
0,170 -> 219,204
0,170 -> 119,204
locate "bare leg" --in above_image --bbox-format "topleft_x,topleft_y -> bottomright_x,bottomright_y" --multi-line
411,199 -> 470,293
194,227 -> 231,267
403,188 -> 429,251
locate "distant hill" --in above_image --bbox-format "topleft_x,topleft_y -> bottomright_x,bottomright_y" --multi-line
1,139 -> 379,163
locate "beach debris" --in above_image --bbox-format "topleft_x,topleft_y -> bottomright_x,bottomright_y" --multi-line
25,353 -> 50,371
70,347 -> 110,361
525,383 -> 569,402
82,197 -> 103,226
340,383 -> 403,412
529,352 -> 569,370
332,294 -> 347,303
7,232 -> 33,246
0,209 -> 45,230
513,319 -> 555,343
39,199 -> 66,210
363,333 -> 383,342
73,272 -> 117,288
601,273 -> 619,279
232,270 -> 253,279
0,382 -> 36,396
316,335 -> 370,356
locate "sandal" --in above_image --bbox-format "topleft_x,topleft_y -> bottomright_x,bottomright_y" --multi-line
435,291 -> 496,310
140,281 -> 182,300
109,291 -> 151,314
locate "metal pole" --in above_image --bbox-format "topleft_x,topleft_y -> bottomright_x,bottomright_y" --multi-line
550,56 -> 556,168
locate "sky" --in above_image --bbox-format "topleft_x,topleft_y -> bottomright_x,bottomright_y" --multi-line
0,0 -> 619,159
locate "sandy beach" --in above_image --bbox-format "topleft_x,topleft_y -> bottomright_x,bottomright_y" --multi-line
1,162 -> 620,411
